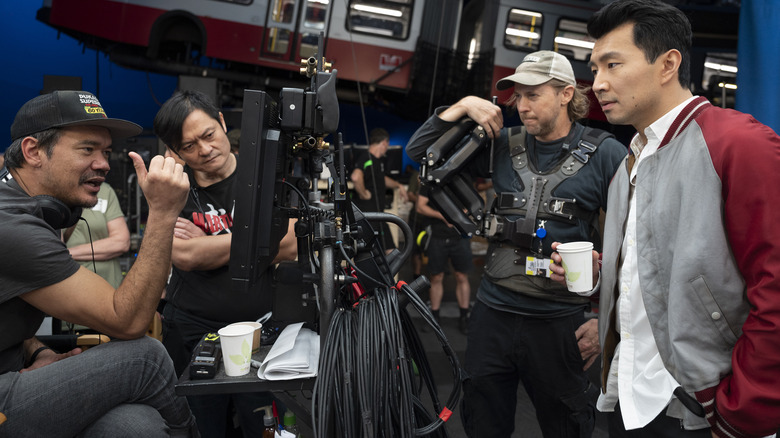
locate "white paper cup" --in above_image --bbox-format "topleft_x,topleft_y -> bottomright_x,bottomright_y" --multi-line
227,321 -> 262,354
217,324 -> 255,376
556,241 -> 594,293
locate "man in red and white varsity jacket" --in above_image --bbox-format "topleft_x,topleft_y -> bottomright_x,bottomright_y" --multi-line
584,1 -> 780,437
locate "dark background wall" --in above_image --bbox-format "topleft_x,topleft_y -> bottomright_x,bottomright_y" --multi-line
0,1 -> 178,154
0,1 -> 426,173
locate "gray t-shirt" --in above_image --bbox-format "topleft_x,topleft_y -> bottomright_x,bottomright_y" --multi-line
0,179 -> 80,374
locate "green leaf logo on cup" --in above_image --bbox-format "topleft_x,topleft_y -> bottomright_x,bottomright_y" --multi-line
229,339 -> 252,367
556,241 -> 593,293
561,260 -> 581,283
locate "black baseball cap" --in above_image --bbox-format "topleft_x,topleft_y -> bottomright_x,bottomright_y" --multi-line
10,90 -> 142,141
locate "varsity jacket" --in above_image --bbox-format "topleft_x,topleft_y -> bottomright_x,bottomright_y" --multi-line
599,97 -> 780,438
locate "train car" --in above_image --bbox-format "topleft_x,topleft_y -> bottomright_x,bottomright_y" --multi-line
36,0 -> 449,99
36,0 -> 738,120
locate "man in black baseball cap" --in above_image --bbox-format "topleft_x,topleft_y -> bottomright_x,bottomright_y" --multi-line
0,91 -> 199,436
10,90 -> 142,141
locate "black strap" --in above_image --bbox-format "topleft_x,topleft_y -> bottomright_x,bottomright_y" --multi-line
572,127 -> 615,163
25,346 -> 52,368
673,386 -> 706,418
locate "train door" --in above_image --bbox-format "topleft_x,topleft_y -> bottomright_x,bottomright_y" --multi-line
263,0 -> 302,60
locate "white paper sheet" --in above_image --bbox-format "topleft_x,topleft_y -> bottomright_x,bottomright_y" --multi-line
257,322 -> 320,380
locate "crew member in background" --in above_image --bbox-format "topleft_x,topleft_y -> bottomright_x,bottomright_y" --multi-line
405,164 -> 424,279
351,127 -> 408,249
407,51 -> 627,437
416,186 -> 473,335
65,181 -> 130,289
154,89 -> 297,438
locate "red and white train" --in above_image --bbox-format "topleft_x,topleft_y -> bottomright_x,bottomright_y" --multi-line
37,0 -> 737,119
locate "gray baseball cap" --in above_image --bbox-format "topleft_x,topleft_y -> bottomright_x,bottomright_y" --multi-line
496,51 -> 576,90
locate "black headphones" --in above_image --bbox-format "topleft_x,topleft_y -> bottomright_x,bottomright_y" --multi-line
0,166 -> 83,229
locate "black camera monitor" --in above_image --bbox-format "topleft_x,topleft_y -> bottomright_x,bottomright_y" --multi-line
229,89 -> 292,293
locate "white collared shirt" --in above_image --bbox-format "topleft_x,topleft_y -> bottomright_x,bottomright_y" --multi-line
596,97 -> 697,429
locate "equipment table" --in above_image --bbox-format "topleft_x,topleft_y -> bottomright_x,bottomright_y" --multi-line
176,344 -> 316,435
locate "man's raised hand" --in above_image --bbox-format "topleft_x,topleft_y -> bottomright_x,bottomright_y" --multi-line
128,152 -> 189,217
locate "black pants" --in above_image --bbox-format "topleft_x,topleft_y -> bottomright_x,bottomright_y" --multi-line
607,403 -> 712,437
461,300 -> 595,438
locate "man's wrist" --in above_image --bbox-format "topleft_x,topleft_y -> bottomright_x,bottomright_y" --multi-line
25,346 -> 53,368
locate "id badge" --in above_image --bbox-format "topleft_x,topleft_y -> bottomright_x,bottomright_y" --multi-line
525,256 -> 553,278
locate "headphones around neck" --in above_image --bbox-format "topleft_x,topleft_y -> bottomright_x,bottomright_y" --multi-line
0,166 -> 83,229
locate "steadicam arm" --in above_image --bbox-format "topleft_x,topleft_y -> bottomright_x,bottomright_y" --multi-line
418,119 -> 489,237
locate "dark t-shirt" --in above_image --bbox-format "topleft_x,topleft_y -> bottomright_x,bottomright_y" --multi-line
418,185 -> 461,239
352,151 -> 388,213
167,166 -> 274,327
0,179 -> 80,374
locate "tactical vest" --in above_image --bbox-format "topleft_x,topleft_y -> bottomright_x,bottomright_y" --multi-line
483,125 -> 614,302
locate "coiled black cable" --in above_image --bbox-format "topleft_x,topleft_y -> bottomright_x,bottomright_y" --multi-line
311,270 -> 462,437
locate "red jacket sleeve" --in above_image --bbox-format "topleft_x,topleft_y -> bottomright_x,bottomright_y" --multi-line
698,107 -> 780,438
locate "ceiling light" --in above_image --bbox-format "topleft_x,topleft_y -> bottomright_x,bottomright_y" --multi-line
554,36 -> 594,49
705,62 -> 738,74
505,28 -> 540,39
352,4 -> 402,17
511,9 -> 543,18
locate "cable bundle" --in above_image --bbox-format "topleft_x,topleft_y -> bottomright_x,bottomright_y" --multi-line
311,278 -> 461,437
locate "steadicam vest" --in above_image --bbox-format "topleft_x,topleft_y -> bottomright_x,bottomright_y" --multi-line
483,126 -> 612,300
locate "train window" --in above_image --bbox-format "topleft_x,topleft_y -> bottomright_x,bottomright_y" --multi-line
269,0 -> 296,24
504,8 -> 543,52
300,0 -> 329,58
554,19 -> 593,61
346,0 -> 413,40
303,0 -> 328,30
267,29 -> 292,54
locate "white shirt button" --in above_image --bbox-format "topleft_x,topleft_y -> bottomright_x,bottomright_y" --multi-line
711,312 -> 722,320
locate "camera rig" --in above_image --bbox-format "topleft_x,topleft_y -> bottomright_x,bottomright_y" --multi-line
417,118 -> 490,238
418,117 -> 611,254
229,36 -> 461,437
229,43 -> 415,334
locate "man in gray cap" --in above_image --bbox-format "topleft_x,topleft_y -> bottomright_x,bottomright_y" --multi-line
407,51 -> 627,437
0,90 -> 199,436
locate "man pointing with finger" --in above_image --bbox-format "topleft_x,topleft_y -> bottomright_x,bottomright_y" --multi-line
0,90 -> 199,437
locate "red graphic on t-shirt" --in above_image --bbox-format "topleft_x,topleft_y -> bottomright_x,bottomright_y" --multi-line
191,203 -> 232,234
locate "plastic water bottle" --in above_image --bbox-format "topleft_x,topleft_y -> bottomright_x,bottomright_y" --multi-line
283,409 -> 299,437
